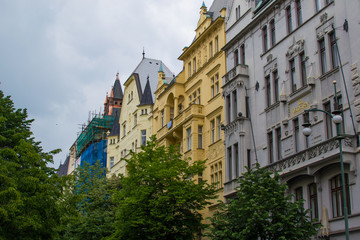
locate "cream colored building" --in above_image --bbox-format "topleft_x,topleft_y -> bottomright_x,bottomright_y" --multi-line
108,56 -> 173,176
153,0 -> 230,223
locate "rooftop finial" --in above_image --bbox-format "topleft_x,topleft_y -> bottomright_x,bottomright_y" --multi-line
142,47 -> 145,59
158,62 -> 163,72
201,1 -> 206,8
116,73 -> 119,80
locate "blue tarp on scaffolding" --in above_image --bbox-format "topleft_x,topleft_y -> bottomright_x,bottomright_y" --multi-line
80,139 -> 107,168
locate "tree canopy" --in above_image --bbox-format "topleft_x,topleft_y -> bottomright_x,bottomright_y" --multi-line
59,161 -> 120,240
0,90 -> 63,239
110,136 -> 217,240
207,164 -> 320,240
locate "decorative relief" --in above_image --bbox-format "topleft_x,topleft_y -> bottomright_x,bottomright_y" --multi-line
268,137 -> 353,173
267,54 -> 273,63
224,80 -> 244,95
351,62 -> 360,122
286,39 -> 305,59
320,13 -> 328,23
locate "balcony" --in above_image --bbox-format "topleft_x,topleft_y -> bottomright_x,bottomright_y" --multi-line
268,136 -> 355,175
223,64 -> 249,85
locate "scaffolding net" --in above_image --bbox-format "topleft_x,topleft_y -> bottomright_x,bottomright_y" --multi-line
76,115 -> 114,157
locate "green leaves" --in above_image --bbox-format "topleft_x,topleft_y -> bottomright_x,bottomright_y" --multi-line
0,90 -> 63,240
208,164 -> 320,240
111,136 -> 217,240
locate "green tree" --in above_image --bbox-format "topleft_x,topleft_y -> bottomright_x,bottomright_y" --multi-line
110,136 -> 217,240
0,90 -> 64,239
59,161 -> 120,240
208,164 -> 320,240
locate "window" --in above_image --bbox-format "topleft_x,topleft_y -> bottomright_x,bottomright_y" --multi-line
211,120 -> 215,143
211,161 -> 223,189
240,44 -> 245,64
170,107 -> 174,121
293,118 -> 300,152
226,95 -> 231,124
209,41 -> 213,58
331,174 -> 351,217
134,113 -> 137,127
193,57 -> 197,73
227,146 -> 233,180
300,52 -> 307,87
268,131 -> 274,163
135,140 -> 137,153
324,102 -> 333,138
315,0 -> 321,12
309,183 -> 319,220
110,157 -> 114,168
211,74 -> 220,98
234,49 -> 239,67
141,130 -> 146,146
296,0 -> 302,26
234,143 -> 239,178
198,126 -> 203,148
270,19 -> 276,47
329,32 -> 339,69
295,187 -> 304,208
217,115 -> 222,140
188,62 -> 192,77
235,5 -> 241,20
123,124 -> 126,137
186,127 -> 192,150
265,75 -> 271,107
161,110 -> 164,127
132,142 -> 134,151
247,149 -> 251,169
215,36 -> 219,53
286,6 -> 293,33
290,58 -> 297,92
273,70 -> 279,102
232,90 -> 237,120
336,95 -> 345,134
262,25 -> 268,52
319,38 -> 327,74
190,88 -> 201,105
276,127 -> 282,160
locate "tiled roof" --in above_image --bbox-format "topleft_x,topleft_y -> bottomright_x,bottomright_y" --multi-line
109,112 -> 120,136
113,79 -> 123,99
139,79 -> 154,106
57,156 -> 69,177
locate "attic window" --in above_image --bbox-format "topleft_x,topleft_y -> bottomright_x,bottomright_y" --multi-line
156,63 -> 159,65
149,61 -> 152,64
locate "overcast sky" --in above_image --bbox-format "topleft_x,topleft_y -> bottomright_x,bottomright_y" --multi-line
0,0 -> 214,168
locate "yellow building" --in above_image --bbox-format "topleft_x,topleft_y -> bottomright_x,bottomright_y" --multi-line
108,56 -> 173,176
153,1 -> 228,222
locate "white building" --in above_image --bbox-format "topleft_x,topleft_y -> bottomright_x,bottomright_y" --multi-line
222,0 -> 360,239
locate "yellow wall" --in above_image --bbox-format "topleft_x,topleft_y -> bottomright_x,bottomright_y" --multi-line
153,5 -> 226,224
108,74 -> 153,177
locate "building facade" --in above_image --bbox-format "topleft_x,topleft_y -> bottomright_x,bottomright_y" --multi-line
223,0 -> 360,238
108,56 -> 173,176
153,0 -> 230,223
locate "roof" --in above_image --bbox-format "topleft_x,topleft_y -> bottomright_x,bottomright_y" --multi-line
109,113 -> 120,136
57,156 -> 69,177
208,0 -> 231,21
126,57 -> 173,103
113,78 -> 123,99
139,78 -> 154,106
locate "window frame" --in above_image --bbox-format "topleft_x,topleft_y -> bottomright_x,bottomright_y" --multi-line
286,6 -> 293,34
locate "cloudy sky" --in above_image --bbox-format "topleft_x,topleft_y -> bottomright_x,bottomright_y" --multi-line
0,0 -> 214,168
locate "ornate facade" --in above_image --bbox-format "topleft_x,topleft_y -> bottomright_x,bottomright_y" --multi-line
223,0 -> 360,239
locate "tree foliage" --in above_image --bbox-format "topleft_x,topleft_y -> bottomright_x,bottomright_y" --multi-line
59,161 -> 120,240
110,136 -> 217,240
0,90 -> 63,240
208,164 -> 320,240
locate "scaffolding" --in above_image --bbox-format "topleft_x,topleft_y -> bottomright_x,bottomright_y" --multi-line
76,115 -> 114,157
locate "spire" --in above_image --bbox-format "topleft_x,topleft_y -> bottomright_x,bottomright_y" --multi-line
113,76 -> 123,99
139,78 -> 153,106
202,1 -> 206,8
142,47 -> 145,59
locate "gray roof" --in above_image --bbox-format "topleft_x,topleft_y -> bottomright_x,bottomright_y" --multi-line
113,79 -> 123,99
57,156 -> 69,177
109,113 -> 120,136
208,0 -> 232,21
126,57 -> 173,103
139,79 -> 154,106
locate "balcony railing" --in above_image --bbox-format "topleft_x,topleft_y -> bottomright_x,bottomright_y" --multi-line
223,64 -> 249,84
268,136 -> 354,173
